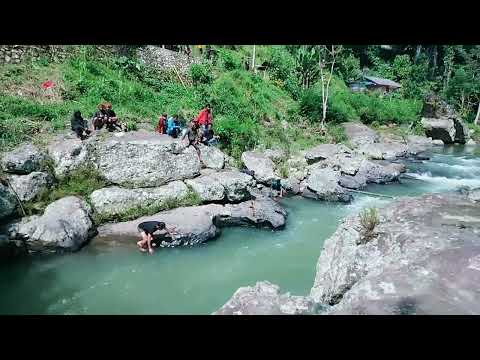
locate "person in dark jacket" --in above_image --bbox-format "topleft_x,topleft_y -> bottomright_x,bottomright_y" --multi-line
70,110 -> 91,140
137,221 -> 177,254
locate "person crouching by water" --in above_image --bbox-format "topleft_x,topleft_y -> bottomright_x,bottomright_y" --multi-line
93,102 -> 127,132
137,221 -> 176,254
71,110 -> 91,140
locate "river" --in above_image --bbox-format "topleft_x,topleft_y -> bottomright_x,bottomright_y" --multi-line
0,145 -> 479,314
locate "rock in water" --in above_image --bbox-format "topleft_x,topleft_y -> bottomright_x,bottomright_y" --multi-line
342,122 -> 379,148
198,144 -> 225,169
7,172 -> 54,202
1,144 -> 47,174
0,184 -> 17,220
241,151 -> 276,184
303,167 -> 352,202
10,196 -> 95,253
310,192 -> 480,314
94,197 -> 287,247
47,135 -> 91,179
90,181 -> 190,220
214,281 -> 317,315
432,139 -> 444,146
421,118 -> 456,144
357,160 -> 401,184
466,139 -> 477,146
94,131 -> 201,187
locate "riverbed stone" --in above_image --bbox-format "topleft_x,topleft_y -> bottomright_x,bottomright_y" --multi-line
198,144 -> 225,169
357,160 -> 401,184
214,281 -> 317,315
357,142 -> 408,160
303,167 -> 352,202
8,196 -> 95,253
94,197 -> 287,247
421,118 -> 456,144
466,139 -> 477,146
310,192 -> 480,314
0,183 -> 17,220
1,144 -> 47,174
47,134 -> 91,179
185,176 -> 225,202
406,135 -> 432,155
432,139 -> 444,146
263,149 -> 286,162
7,171 -> 54,202
305,144 -> 351,164
241,151 -> 276,184
338,174 -> 367,190
90,181 -> 190,219
93,131 -> 201,187
342,122 -> 379,148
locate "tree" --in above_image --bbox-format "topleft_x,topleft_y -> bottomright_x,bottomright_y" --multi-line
318,45 -> 342,128
294,46 -> 319,89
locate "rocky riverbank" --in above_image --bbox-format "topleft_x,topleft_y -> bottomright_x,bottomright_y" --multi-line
0,122 -> 441,256
215,189 -> 480,315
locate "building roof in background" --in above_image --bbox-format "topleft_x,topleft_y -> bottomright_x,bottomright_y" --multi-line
364,76 -> 402,88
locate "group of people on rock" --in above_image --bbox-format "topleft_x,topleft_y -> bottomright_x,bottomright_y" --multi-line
156,104 -> 218,147
70,102 -> 127,140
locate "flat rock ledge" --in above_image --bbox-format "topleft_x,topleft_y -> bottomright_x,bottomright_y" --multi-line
94,197 -> 287,248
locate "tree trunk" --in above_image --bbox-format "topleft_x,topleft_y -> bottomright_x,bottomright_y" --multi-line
414,45 -> 422,63
475,102 -> 480,125
251,45 -> 256,73
431,45 -> 438,77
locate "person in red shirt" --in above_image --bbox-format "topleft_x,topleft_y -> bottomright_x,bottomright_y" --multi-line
156,113 -> 167,134
196,104 -> 213,138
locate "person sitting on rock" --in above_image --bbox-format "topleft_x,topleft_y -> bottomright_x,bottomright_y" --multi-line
270,178 -> 286,198
137,221 -> 176,255
167,114 -> 181,138
93,102 -> 126,132
181,121 -> 201,160
156,113 -> 168,134
70,110 -> 91,140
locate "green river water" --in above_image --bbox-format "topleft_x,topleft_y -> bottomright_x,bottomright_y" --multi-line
1,145 -> 479,314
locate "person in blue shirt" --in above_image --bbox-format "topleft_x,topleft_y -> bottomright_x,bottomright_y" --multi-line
167,114 -> 180,138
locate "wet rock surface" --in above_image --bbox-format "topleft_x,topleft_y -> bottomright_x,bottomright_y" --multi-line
1,144 -> 47,175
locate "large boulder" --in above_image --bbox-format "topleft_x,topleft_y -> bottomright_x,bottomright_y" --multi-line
7,196 -> 95,253
93,131 -> 201,188
304,144 -> 351,164
1,144 -> 47,174
357,142 -> 408,160
89,181 -> 190,220
454,118 -> 470,144
356,160 -> 401,184
186,170 -> 255,203
214,281 -> 317,315
185,176 -> 225,202
263,149 -> 286,163
342,122 -> 379,148
47,134 -> 91,179
241,151 -> 276,184
0,183 -> 17,220
7,172 -> 54,202
198,144 -> 225,170
94,197 -> 287,248
421,118 -> 456,144
310,192 -> 480,314
338,174 -> 367,190
303,167 -> 352,202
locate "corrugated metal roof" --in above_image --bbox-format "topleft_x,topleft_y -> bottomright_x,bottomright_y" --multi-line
364,76 -> 402,88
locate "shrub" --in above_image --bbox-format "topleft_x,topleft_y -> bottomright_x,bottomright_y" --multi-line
217,48 -> 243,71
190,63 -> 213,85
358,207 -> 380,244
214,115 -> 260,161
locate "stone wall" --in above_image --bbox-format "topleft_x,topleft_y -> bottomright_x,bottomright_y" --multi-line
0,45 -> 120,65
